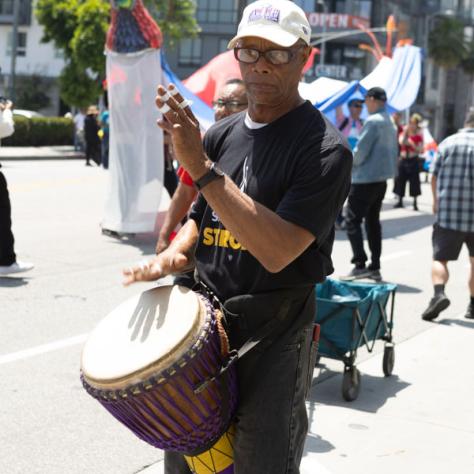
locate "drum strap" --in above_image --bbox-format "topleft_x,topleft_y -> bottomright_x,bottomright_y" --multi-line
194,287 -> 314,394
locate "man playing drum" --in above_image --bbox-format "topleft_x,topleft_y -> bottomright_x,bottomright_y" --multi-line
123,1 -> 352,472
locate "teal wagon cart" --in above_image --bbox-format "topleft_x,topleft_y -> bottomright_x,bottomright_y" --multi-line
315,279 -> 397,401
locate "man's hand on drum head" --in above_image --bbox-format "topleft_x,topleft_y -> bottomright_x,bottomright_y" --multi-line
122,250 -> 191,286
156,84 -> 207,179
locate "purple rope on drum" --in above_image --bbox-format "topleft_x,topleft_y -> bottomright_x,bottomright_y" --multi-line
81,294 -> 238,454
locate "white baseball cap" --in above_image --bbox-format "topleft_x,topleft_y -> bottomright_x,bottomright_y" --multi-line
228,0 -> 311,49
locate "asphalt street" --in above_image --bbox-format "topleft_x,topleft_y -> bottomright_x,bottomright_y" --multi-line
0,160 -> 471,473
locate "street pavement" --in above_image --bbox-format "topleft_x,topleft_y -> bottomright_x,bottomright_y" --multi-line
0,158 -> 473,473
0,145 -> 83,161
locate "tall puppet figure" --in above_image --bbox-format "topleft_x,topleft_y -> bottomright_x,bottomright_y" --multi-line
102,0 -> 164,234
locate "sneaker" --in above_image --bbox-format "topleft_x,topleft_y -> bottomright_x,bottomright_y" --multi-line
369,269 -> 383,282
464,303 -> 474,320
0,260 -> 34,276
421,294 -> 450,321
340,267 -> 373,281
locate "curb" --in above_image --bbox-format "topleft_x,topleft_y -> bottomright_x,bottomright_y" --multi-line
0,147 -> 85,161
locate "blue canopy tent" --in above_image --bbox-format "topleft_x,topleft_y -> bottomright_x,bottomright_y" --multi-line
159,45 -> 421,130
302,45 -> 422,121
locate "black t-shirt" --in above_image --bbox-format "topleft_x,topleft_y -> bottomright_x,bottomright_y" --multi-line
190,101 -> 352,302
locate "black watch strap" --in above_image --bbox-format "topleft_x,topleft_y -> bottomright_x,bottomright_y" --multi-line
194,162 -> 225,190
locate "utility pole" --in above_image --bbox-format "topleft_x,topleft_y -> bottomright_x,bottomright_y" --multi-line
316,0 -> 327,67
9,0 -> 20,103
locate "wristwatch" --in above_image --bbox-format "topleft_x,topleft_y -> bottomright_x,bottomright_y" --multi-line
194,162 -> 225,190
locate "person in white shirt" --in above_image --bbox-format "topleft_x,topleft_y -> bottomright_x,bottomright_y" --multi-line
73,109 -> 86,152
0,99 -> 34,275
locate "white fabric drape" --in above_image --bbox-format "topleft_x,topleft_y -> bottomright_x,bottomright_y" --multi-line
103,49 -> 163,233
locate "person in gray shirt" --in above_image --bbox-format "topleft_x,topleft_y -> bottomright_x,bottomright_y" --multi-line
342,87 -> 398,282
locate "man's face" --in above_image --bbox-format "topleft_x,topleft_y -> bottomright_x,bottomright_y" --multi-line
349,101 -> 363,119
235,37 -> 310,107
213,83 -> 248,121
365,96 -> 379,114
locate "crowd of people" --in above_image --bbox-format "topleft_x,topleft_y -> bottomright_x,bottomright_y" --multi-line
1,0 -> 473,471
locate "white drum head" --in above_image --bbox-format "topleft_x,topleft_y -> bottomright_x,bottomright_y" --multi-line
81,285 -> 204,388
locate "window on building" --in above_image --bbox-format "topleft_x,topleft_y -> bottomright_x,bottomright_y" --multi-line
0,0 -> 13,15
6,31 -> 27,57
219,38 -> 232,53
197,0 -> 238,24
178,38 -> 202,67
353,0 -> 372,19
334,0 -> 347,14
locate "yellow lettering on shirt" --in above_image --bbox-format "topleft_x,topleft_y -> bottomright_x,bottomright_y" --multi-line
229,235 -> 241,250
201,227 -> 245,251
203,227 -> 214,246
219,229 -> 230,248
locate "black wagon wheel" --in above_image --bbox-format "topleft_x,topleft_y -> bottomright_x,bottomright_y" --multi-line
342,366 -> 361,401
383,344 -> 395,376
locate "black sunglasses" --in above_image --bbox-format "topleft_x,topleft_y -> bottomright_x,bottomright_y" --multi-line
233,45 -> 305,66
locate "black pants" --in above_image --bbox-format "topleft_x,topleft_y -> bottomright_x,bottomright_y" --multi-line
85,141 -> 101,165
101,131 -> 109,169
165,287 -> 316,474
164,159 -> 178,198
345,181 -> 387,270
0,171 -> 16,266
393,158 -> 421,197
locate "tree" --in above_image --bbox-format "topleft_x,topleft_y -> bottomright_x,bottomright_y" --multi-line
58,60 -> 103,108
428,17 -> 468,138
36,0 -> 110,107
145,0 -> 200,46
16,75 -> 52,110
428,17 -> 467,69
36,1 -> 199,107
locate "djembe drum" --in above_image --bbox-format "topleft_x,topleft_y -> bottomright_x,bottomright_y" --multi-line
81,285 -> 237,474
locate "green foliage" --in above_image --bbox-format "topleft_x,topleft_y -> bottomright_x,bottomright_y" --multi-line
35,0 -> 79,54
428,17 -> 468,69
460,39 -> 474,77
145,0 -> 200,46
36,0 -> 198,107
15,75 -> 52,111
59,61 -> 103,108
3,116 -> 74,147
71,0 -> 110,76
36,0 -> 109,107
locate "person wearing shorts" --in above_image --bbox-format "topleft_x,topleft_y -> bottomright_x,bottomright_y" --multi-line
421,109 -> 474,321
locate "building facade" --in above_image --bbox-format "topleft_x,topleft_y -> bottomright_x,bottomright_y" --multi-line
165,1 -> 376,82
0,0 -> 471,133
0,0 -> 65,114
